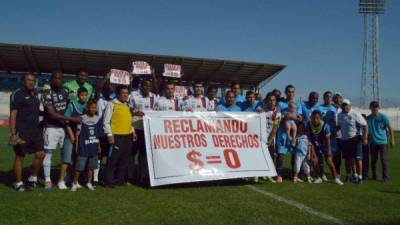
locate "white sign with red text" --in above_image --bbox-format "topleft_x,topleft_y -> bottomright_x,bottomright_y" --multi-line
110,69 -> 130,85
174,85 -> 188,99
132,61 -> 152,75
143,111 -> 276,186
163,64 -> 182,78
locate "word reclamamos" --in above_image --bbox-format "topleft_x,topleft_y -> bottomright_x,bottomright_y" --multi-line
163,119 -> 248,134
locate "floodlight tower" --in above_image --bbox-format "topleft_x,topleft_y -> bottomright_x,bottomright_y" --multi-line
359,0 -> 385,107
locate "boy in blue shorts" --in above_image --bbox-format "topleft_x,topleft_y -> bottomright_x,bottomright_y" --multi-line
60,87 -> 88,189
72,100 -> 101,191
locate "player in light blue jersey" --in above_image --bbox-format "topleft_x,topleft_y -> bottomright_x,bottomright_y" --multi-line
217,91 -> 241,112
240,91 -> 260,112
300,91 -> 320,125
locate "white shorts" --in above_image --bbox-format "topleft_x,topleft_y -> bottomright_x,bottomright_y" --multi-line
43,127 -> 65,151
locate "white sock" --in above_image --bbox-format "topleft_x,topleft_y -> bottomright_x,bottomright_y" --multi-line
93,160 -> 100,182
43,153 -> 53,182
28,176 -> 37,182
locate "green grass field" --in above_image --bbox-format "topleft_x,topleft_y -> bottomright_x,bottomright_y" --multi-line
0,126 -> 399,225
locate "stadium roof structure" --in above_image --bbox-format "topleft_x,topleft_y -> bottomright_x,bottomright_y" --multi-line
0,42 -> 285,88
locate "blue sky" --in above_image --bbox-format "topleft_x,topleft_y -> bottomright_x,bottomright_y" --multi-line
0,0 -> 399,99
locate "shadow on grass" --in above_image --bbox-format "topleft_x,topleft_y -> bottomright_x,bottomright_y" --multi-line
0,163 -> 266,191
379,190 -> 400,194
0,166 -> 66,188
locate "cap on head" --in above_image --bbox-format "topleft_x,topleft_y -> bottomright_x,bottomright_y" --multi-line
342,99 -> 351,105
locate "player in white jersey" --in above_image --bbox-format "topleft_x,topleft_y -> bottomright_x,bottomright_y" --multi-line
128,79 -> 158,185
181,81 -> 209,112
257,92 -> 282,183
154,82 -> 181,111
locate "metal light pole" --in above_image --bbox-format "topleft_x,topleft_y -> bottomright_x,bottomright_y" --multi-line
359,0 -> 385,107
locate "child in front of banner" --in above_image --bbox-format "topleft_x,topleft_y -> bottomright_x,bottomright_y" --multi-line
72,100 -> 102,191
293,123 -> 313,183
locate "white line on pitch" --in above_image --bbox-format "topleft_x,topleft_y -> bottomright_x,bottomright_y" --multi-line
246,185 -> 351,225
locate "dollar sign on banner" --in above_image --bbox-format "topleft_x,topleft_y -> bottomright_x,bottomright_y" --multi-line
186,150 -> 204,170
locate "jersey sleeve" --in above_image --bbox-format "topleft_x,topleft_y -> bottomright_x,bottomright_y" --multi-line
9,91 -> 21,111
296,101 -> 303,115
153,99 -> 160,111
273,112 -> 282,125
42,91 -> 53,108
64,103 -> 73,117
128,95 -> 137,111
355,112 -> 367,126
383,114 -> 390,128
324,124 -> 331,136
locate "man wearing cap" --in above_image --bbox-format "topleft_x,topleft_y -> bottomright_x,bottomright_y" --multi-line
367,101 -> 395,181
337,99 -> 368,183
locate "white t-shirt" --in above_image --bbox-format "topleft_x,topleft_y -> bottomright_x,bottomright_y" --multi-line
128,91 -> 158,129
265,110 -> 282,143
206,97 -> 219,111
154,96 -> 180,111
335,107 -> 342,139
181,95 -> 209,112
337,109 -> 367,140
97,98 -> 109,119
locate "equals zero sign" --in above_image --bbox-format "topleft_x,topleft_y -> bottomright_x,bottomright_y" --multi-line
206,155 -> 222,164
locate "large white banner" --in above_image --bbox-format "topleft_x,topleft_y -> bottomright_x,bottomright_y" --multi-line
143,111 -> 277,186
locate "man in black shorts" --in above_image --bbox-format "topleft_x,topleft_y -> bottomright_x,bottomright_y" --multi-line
9,73 -> 45,192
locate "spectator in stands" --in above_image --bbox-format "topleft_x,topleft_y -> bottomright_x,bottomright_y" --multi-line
41,71 -> 81,191
64,70 -> 94,101
337,99 -> 368,184
217,91 -> 241,112
104,85 -> 136,187
367,101 -> 395,181
9,73 -> 45,192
